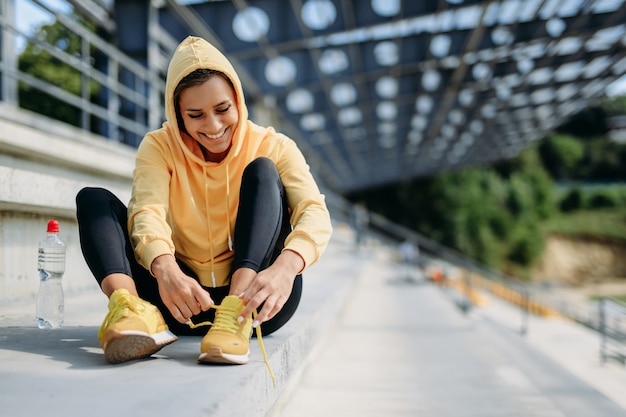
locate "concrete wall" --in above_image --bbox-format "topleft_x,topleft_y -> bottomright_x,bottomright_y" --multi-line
0,104 -> 136,306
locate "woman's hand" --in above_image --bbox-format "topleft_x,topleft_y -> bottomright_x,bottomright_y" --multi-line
151,254 -> 214,323
239,250 -> 304,326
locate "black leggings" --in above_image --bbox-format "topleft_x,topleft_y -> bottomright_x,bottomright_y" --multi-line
75,157 -> 302,336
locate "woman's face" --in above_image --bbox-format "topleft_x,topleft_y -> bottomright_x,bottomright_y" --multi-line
179,76 -> 239,162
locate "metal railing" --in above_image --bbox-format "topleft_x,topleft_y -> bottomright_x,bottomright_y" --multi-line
0,0 -> 169,146
599,297 -> 626,365
330,197 -> 626,367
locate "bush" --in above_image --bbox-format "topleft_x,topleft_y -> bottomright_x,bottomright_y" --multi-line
538,134 -> 585,179
560,188 -> 585,212
507,175 -> 531,215
588,189 -> 621,209
507,221 -> 544,266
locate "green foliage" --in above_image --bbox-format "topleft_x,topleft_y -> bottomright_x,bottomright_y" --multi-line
347,97 -> 626,279
507,220 -> 544,267
538,134 -> 585,179
588,189 -> 622,209
560,188 -> 585,212
583,138 -> 626,179
543,208 -> 626,245
601,95 -> 626,117
18,18 -> 99,127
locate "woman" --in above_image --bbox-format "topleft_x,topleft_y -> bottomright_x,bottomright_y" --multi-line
76,36 -> 332,366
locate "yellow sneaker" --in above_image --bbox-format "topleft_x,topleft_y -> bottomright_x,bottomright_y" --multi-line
198,295 -> 252,364
98,289 -> 178,364
190,295 -> 276,386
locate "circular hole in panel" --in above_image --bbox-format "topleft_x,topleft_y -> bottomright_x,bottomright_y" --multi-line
265,56 -> 297,86
372,0 -> 400,17
422,69 -> 441,91
408,130 -> 423,145
411,114 -> 428,130
319,48 -> 349,74
286,88 -> 314,113
301,0 -> 337,30
415,95 -> 434,113
378,122 -> 396,135
448,109 -> 465,125
517,59 -> 534,74
378,135 -> 396,148
546,18 -> 566,37
300,113 -> 325,131
338,107 -> 363,126
330,83 -> 357,106
232,7 -> 270,42
374,41 -> 399,66
470,119 -> 484,134
376,101 -> 397,120
458,89 -> 475,107
375,76 -> 399,99
430,34 -> 451,57
472,63 -> 492,81
491,26 -> 514,45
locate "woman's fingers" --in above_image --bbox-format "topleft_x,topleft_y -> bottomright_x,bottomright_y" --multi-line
194,287 -> 214,311
166,288 -> 213,323
239,288 -> 285,326
254,294 -> 284,326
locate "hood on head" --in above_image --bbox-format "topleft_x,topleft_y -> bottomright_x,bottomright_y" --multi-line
164,36 -> 248,160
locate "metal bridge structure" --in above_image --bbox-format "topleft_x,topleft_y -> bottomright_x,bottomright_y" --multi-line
2,0 -> 626,194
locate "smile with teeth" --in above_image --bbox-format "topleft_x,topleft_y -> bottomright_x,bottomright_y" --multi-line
204,128 -> 227,140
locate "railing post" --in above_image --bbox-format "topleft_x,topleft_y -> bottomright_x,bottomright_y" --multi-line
0,0 -> 17,105
599,297 -> 607,364
80,35 -> 90,132
521,287 -> 529,336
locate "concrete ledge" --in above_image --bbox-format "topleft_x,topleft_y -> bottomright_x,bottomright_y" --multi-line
0,228 -> 365,417
0,107 -> 134,304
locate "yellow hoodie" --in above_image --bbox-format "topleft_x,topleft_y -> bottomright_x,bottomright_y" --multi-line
128,36 -> 332,288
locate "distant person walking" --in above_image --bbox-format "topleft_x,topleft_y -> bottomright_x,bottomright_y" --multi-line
398,240 -> 419,281
351,203 -> 369,250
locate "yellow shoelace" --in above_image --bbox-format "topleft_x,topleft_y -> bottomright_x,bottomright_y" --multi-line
98,291 -> 146,340
189,303 -> 276,387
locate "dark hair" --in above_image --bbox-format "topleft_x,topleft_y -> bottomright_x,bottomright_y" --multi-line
173,69 -> 235,133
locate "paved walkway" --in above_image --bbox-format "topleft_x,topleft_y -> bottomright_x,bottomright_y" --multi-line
2,227 -> 626,416
0,226 -> 365,417
269,243 -> 626,417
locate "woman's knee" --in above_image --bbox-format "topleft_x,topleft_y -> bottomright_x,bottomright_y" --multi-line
76,187 -> 122,217
243,157 -> 279,184
76,187 -> 108,207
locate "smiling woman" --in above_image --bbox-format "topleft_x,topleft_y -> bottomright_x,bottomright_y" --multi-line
179,73 -> 239,162
74,36 -> 333,369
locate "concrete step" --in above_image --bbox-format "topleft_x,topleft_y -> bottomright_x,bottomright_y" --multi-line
0,227 -> 373,417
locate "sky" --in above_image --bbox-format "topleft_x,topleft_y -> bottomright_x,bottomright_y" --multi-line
12,0 -> 626,96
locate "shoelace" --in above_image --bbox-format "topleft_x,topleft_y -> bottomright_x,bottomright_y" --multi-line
189,303 -> 276,387
98,291 -> 146,340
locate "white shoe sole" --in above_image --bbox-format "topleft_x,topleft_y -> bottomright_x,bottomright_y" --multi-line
198,347 -> 249,365
102,329 -> 178,364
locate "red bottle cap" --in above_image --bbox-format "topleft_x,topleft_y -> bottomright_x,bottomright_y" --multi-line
47,220 -> 60,233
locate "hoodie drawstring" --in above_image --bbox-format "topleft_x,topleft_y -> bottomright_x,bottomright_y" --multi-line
203,165 -> 217,288
226,163 -> 233,252
202,163 -> 234,288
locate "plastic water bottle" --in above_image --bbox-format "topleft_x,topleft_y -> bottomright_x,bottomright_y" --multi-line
35,219 -> 66,329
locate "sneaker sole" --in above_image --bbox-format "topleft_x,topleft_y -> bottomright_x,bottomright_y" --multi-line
102,330 -> 178,364
198,347 -> 249,365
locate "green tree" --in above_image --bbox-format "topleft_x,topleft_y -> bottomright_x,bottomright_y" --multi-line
18,17 -> 98,127
538,134 -> 585,179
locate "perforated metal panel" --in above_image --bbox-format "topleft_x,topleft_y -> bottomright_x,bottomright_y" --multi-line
155,0 -> 626,193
